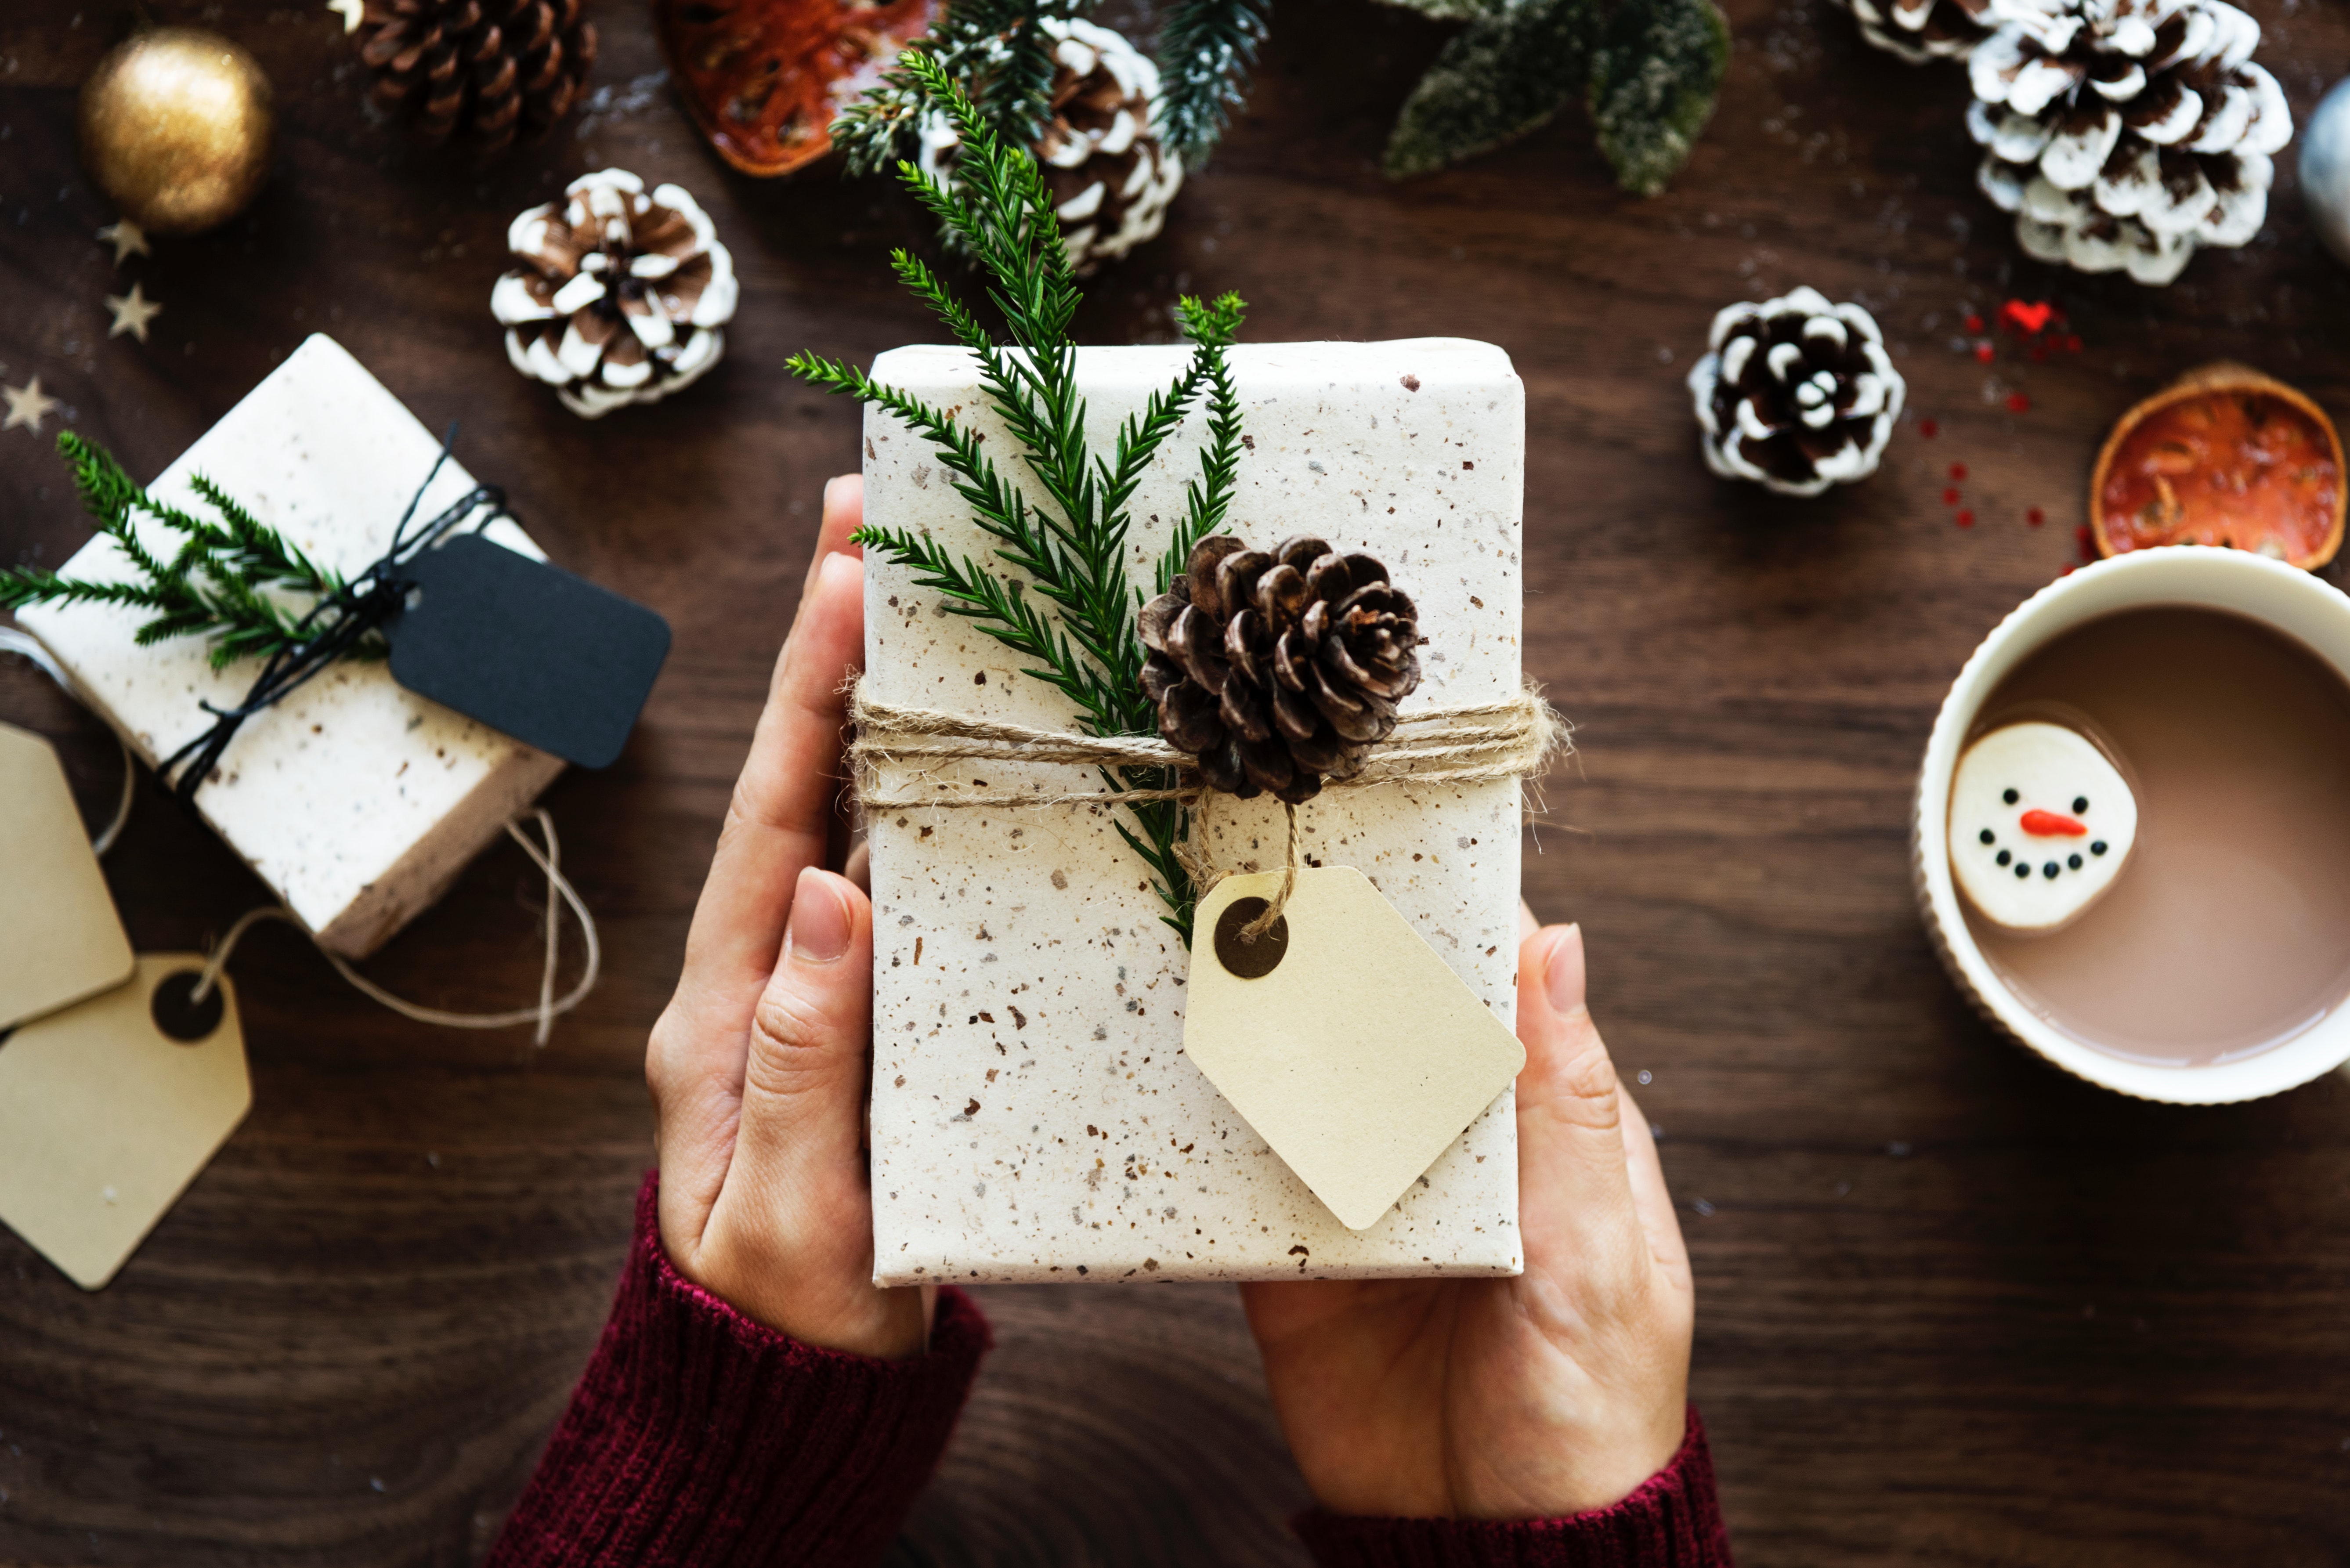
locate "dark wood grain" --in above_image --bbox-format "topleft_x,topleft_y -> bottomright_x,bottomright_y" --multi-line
5,0 -> 2350,1561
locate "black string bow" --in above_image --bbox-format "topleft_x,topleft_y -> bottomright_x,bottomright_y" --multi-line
158,425 -> 515,806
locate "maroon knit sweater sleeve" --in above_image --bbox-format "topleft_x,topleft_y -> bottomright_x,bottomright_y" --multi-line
1294,1408 -> 1734,1568
486,1175 -> 990,1568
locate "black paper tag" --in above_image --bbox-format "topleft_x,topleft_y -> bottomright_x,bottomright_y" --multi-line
382,534 -> 670,769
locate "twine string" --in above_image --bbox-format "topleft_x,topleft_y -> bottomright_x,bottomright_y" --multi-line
156,423 -> 512,806
187,809 -> 600,1046
850,678 -> 1568,941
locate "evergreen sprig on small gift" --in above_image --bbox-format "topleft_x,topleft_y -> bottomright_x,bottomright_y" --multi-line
1381,0 -> 1732,194
0,434 -> 362,669
792,52 -> 1247,941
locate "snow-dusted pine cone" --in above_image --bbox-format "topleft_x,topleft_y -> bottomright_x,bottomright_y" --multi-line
1687,287 -> 1905,498
1139,535 -> 1422,806
492,170 -> 738,419
1833,0 -> 1994,63
356,0 -> 597,153
918,18 -> 1183,273
1969,0 -> 2292,285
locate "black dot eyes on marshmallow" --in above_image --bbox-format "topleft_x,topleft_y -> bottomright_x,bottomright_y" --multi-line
2091,841 -> 2108,856
2043,862 -> 2060,879
2003,788 -> 2020,805
2014,863 -> 2031,879
2072,796 -> 2088,814
1980,829 -> 1996,845
1996,849 -> 2012,866
2068,853 -> 2082,870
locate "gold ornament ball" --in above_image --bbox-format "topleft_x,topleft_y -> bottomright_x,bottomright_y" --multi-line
79,28 -> 274,237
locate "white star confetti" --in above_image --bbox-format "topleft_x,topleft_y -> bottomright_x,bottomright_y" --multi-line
105,282 -> 164,343
97,219 -> 150,266
3,376 -> 63,434
328,0 -> 366,32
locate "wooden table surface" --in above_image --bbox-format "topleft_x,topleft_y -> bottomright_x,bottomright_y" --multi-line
6,0 -> 2350,1561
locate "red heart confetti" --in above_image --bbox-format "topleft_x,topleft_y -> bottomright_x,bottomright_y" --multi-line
1920,418 -> 1939,438
1965,314 -> 1986,334
1956,509 -> 1976,528
2007,392 -> 2032,413
1943,487 -> 1961,504
1974,343 -> 1996,364
2027,507 -> 2045,527
2000,300 -> 2054,335
1949,463 -> 1968,481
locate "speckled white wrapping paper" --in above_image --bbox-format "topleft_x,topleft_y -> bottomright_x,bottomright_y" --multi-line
863,339 -> 1528,1283
17,335 -> 564,959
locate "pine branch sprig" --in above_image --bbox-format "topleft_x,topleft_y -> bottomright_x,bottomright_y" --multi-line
0,432 -> 373,671
791,53 -> 1249,940
1156,0 -> 1270,165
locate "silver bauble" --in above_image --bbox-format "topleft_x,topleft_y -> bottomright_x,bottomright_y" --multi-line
2300,77 -> 2350,268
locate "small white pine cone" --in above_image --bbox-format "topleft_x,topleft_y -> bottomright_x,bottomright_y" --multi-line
491,170 -> 740,419
918,19 -> 1184,274
1968,0 -> 2292,285
1687,287 -> 1906,499
1831,0 -> 1995,64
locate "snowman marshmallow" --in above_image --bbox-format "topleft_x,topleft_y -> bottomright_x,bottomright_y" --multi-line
1949,721 -> 2138,933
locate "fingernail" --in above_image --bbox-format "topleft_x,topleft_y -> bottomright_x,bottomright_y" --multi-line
822,474 -> 851,519
787,869 -> 853,963
1543,923 -> 1586,1014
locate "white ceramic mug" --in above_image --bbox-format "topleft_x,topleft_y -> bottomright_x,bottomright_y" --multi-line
1915,547 -> 2350,1103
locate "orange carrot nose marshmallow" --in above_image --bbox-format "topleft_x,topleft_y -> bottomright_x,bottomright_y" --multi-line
1950,721 -> 2138,933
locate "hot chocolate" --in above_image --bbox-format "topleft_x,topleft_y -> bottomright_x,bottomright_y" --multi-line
1962,605 -> 2350,1066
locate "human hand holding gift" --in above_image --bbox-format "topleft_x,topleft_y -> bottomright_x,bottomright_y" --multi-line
1242,914 -> 1697,1522
643,476 -> 936,1360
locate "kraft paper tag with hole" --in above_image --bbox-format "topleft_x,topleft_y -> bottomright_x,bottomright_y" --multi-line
383,532 -> 672,770
0,722 -> 134,1032
1183,868 -> 1526,1231
0,956 -> 251,1290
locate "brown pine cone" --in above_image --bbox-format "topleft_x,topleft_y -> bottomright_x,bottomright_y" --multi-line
1139,535 -> 1423,806
358,0 -> 598,155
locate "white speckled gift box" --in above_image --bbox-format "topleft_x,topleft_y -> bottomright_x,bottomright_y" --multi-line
862,338 -> 1528,1283
16,335 -> 564,959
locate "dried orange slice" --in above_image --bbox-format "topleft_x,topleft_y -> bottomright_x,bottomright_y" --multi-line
2091,362 -> 2345,570
654,0 -> 939,178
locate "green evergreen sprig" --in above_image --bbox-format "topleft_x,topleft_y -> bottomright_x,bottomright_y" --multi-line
790,53 -> 1247,942
832,0 -> 1086,180
1155,0 -> 1271,165
0,433 -> 365,670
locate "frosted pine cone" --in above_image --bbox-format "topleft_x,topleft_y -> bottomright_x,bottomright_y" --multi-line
1687,287 -> 1905,498
1139,535 -> 1422,806
492,170 -> 738,419
918,19 -> 1183,273
1832,0 -> 1994,63
1969,0 -> 2292,285
356,0 -> 597,154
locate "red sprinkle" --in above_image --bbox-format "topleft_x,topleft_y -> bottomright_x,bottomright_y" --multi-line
1920,418 -> 1939,438
2020,809 -> 2087,838
1956,509 -> 1975,528
1949,463 -> 1968,481
1974,343 -> 1995,364
2027,507 -> 2045,527
2007,392 -> 2032,413
1943,487 -> 1961,505
1964,314 -> 1985,334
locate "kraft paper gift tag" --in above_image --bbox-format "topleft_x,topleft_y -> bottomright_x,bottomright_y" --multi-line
0,721 -> 134,1032
1183,869 -> 1527,1232
0,956 -> 252,1289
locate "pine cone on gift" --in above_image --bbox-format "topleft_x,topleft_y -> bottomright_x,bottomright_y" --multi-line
356,0 -> 598,153
1687,286 -> 1905,498
1139,536 -> 1423,806
1969,0 -> 2292,285
1832,0 -> 1995,63
918,19 -> 1184,273
492,170 -> 739,419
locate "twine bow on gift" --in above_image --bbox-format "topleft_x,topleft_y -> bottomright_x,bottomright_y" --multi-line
158,426 -> 513,805
846,680 -> 1569,939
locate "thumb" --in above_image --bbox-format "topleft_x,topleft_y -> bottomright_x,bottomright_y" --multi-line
1514,923 -> 1644,1269
734,867 -> 875,1215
